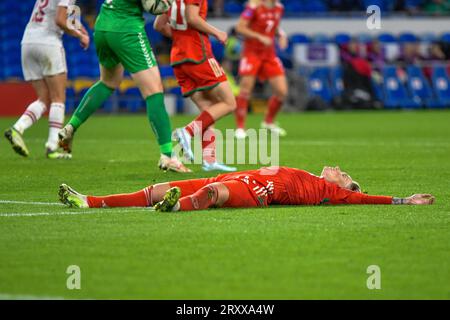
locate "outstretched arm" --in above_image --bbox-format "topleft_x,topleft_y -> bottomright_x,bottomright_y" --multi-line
329,188 -> 435,205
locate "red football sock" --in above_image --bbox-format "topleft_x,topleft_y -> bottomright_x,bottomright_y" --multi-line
202,128 -> 216,164
264,96 -> 283,124
185,111 -> 215,137
178,185 -> 218,211
235,94 -> 249,129
87,186 -> 154,208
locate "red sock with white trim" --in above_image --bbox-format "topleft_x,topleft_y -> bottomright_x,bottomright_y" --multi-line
87,186 -> 154,208
13,100 -> 47,134
185,111 -> 215,137
264,96 -> 283,124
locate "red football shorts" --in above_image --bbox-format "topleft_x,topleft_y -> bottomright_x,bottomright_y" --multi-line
173,58 -> 228,97
169,177 -> 261,208
238,55 -> 285,81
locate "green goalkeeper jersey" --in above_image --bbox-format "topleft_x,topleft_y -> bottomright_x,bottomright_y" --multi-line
95,0 -> 145,33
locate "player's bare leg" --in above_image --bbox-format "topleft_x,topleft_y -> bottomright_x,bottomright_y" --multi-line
59,64 -> 122,154
235,75 -> 256,139
4,79 -> 50,157
174,81 -> 236,163
132,67 -> 190,173
44,72 -> 72,159
190,90 -> 237,172
262,75 -> 288,137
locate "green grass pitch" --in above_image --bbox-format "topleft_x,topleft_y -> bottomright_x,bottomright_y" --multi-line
0,111 -> 449,300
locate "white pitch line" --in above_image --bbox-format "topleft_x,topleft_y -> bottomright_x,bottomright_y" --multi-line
0,293 -> 66,300
0,211 -> 99,217
0,200 -> 63,206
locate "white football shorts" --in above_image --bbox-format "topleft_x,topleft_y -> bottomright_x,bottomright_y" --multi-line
21,44 -> 67,81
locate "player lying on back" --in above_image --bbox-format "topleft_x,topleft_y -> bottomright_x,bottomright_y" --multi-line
154,0 -> 237,172
4,0 -> 89,159
234,0 -> 289,139
59,166 -> 435,211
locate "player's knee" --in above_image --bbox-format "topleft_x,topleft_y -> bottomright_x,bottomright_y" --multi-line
274,88 -> 288,101
100,77 -> 121,89
227,97 -> 237,112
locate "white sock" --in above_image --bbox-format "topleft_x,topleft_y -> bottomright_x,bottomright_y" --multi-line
13,100 -> 47,134
46,102 -> 65,151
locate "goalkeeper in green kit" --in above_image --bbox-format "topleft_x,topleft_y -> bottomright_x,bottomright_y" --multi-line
59,0 -> 190,173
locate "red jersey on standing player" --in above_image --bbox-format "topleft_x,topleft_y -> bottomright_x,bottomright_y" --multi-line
168,0 -> 227,96
239,1 -> 285,80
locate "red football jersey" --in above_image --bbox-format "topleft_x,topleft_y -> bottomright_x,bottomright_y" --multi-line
216,167 -> 393,206
168,0 -> 214,65
241,1 -> 284,59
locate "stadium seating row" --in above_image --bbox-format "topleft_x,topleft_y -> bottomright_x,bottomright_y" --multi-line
307,64 -> 450,108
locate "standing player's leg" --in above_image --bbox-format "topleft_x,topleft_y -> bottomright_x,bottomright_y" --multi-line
190,90 -> 237,172
261,58 -> 288,136
59,64 -> 121,152
173,59 -> 236,162
103,31 -> 189,172
59,30 -> 121,152
43,72 -> 72,159
4,79 -> 50,157
131,67 -> 190,173
234,75 -> 256,138
262,75 -> 288,136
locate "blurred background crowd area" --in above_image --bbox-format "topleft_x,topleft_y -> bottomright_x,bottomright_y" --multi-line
75,0 -> 450,18
1,0 -> 450,114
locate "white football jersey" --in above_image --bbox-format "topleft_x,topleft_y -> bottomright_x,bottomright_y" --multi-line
21,0 -> 74,46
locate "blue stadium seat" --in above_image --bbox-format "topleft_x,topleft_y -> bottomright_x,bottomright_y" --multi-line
289,33 -> 310,44
431,66 -> 450,107
406,66 -> 443,108
420,33 -> 437,43
398,32 -> 418,43
362,0 -> 394,12
304,0 -> 328,12
382,66 -> 420,109
122,87 -> 144,112
66,87 -> 76,113
441,33 -> 450,43
372,80 -> 384,101
356,33 -> 373,44
378,33 -> 396,43
283,1 -> 305,15
334,33 -> 351,45
224,1 -> 243,15
311,33 -> 330,43
330,66 -> 344,96
307,67 -> 332,103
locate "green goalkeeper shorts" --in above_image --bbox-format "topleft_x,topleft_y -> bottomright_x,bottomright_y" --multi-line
94,30 -> 157,74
